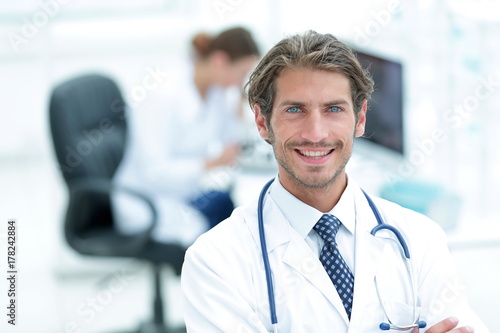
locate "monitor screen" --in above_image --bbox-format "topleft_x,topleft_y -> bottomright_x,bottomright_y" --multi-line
354,50 -> 404,155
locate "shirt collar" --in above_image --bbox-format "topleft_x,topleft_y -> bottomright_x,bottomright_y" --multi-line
269,175 -> 356,239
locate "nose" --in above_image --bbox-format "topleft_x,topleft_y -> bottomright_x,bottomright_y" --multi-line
300,111 -> 329,143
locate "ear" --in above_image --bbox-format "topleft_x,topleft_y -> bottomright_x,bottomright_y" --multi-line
254,104 -> 270,141
355,99 -> 368,138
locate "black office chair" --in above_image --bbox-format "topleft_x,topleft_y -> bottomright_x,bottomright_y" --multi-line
49,74 -> 186,333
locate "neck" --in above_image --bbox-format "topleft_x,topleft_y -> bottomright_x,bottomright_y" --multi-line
279,172 -> 348,213
193,61 -> 211,99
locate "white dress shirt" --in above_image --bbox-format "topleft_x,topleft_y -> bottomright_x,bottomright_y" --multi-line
269,176 -> 356,273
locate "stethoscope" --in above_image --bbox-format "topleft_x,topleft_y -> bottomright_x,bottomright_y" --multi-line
257,178 -> 427,332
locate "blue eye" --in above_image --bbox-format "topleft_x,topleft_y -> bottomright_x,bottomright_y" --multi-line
328,106 -> 342,112
287,107 -> 301,113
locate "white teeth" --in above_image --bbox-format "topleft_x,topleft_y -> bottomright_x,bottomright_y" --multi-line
299,150 -> 331,158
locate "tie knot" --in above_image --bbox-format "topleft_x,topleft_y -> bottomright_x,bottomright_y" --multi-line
314,214 -> 341,244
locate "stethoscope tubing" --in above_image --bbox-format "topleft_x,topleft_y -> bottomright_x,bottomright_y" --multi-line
363,189 -> 411,259
258,178 -> 278,326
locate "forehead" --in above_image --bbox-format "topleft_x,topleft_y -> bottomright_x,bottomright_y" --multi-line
274,68 -> 353,106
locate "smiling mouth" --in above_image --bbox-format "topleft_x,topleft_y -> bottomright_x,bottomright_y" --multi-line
296,149 -> 334,159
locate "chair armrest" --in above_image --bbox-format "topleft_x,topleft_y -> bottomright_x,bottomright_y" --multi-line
69,178 -> 158,230
66,178 -> 159,256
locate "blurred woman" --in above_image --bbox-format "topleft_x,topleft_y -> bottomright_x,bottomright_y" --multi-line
113,27 -> 259,247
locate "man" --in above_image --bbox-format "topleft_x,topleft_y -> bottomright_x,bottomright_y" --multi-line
181,31 -> 489,332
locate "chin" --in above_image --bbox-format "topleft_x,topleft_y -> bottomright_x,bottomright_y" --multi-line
297,176 -> 335,189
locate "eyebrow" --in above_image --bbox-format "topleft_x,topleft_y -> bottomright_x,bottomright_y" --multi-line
277,99 -> 351,108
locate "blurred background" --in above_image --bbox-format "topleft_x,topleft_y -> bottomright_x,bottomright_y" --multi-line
1,0 -> 500,332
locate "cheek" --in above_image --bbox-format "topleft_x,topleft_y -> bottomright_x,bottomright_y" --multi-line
216,67 -> 233,86
270,123 -> 293,149
221,72 -> 232,86
219,66 -> 235,84
231,71 -> 245,86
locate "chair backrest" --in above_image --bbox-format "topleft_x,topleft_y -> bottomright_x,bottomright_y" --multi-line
49,74 -> 127,235
49,74 -> 127,183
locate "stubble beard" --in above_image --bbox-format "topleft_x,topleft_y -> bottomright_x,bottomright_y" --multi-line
267,125 -> 353,192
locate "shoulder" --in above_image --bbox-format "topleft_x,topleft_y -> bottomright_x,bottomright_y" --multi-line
368,194 -> 450,264
182,203 -> 262,285
185,202 -> 259,265
350,179 -> 440,234
372,196 -> 445,235
366,194 -> 453,274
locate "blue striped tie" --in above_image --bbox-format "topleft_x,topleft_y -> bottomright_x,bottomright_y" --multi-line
314,214 -> 355,319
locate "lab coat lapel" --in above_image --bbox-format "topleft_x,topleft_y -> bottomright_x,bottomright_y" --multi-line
244,194 -> 291,255
257,193 -> 350,324
348,187 -> 388,332
257,195 -> 291,252
281,233 -> 350,325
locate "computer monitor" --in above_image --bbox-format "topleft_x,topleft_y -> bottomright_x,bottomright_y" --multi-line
354,50 -> 404,155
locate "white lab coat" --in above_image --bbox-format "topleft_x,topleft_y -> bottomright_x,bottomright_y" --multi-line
181,182 -> 489,332
112,62 -> 243,247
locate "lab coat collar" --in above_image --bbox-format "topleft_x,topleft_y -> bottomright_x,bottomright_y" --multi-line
256,187 -> 293,254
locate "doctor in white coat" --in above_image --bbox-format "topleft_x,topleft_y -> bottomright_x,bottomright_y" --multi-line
181,31 -> 489,332
112,27 -> 259,247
